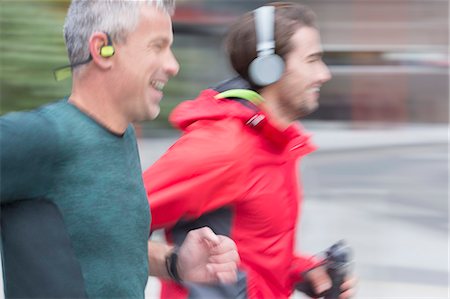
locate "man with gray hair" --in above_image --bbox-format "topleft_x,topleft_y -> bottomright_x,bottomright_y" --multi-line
0,1 -> 238,298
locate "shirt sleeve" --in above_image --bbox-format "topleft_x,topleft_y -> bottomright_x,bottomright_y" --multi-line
143,128 -> 248,231
1,110 -> 60,203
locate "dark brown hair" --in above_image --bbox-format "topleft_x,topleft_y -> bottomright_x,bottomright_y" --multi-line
225,2 -> 317,86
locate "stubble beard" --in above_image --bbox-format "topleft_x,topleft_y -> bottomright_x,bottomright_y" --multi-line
284,96 -> 319,121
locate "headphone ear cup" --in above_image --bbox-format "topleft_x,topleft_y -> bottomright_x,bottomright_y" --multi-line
249,54 -> 285,86
100,45 -> 115,57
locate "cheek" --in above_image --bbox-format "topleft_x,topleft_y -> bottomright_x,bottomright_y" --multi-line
283,69 -> 306,92
145,56 -> 161,72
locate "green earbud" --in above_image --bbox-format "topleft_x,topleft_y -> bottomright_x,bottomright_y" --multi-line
100,45 -> 115,57
100,33 -> 115,57
53,32 -> 115,81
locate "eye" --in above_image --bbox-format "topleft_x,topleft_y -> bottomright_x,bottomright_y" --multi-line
307,54 -> 324,63
148,39 -> 171,53
152,43 -> 163,51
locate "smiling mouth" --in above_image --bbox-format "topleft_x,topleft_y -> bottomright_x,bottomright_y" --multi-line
310,87 -> 321,93
150,80 -> 165,92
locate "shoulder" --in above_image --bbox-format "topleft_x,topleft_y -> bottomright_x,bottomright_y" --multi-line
1,103 -> 61,143
0,101 -> 67,162
174,117 -> 254,165
0,102 -> 64,201
145,117 -> 255,181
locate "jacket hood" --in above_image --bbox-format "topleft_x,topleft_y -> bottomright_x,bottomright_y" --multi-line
169,89 -> 256,131
170,76 -> 257,130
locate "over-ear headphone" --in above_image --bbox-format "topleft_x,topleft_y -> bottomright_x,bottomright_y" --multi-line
100,33 -> 115,57
248,6 -> 285,87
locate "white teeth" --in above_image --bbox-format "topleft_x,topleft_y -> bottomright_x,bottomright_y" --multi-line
151,81 -> 165,91
310,87 -> 320,93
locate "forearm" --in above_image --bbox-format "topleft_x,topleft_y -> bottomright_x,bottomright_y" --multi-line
147,241 -> 174,278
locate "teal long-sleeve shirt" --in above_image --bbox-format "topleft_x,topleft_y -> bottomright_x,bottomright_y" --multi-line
0,100 -> 150,298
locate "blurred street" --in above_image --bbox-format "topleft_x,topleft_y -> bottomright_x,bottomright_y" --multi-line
298,144 -> 448,298
140,122 -> 448,299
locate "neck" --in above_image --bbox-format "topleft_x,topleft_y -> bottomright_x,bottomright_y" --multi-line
259,86 -> 294,130
69,72 -> 128,135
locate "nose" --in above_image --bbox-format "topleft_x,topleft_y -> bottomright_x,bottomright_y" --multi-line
319,62 -> 332,84
165,50 -> 180,77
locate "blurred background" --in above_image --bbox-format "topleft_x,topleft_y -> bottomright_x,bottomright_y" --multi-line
1,0 -> 448,298
1,0 -> 448,125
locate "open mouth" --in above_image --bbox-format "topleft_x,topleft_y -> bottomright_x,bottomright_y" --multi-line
150,80 -> 165,92
309,87 -> 321,93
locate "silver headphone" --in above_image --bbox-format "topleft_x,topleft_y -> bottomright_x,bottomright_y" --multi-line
248,6 -> 285,87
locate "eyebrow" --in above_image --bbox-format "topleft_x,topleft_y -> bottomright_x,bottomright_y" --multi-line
148,37 -> 172,46
306,51 -> 324,59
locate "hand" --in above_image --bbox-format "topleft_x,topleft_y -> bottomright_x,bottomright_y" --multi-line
177,227 -> 240,284
338,275 -> 357,299
303,266 -> 357,298
303,265 -> 332,296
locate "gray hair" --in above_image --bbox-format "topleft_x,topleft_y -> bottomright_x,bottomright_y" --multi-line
63,0 -> 175,65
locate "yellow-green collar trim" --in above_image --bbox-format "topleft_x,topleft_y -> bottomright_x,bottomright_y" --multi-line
214,89 -> 264,105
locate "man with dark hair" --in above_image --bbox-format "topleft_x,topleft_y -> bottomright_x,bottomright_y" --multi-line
0,1 -> 238,298
144,2 -> 355,298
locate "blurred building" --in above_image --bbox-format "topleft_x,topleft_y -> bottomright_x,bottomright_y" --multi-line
171,0 -> 449,123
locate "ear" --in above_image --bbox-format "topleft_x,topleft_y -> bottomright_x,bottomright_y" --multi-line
88,32 -> 114,69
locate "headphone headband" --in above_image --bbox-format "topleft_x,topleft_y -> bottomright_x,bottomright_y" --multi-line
254,6 -> 276,55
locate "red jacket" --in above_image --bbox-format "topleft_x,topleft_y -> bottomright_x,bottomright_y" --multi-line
144,89 -> 319,299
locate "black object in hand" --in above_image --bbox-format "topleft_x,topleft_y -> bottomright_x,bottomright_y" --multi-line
323,240 -> 351,299
296,240 -> 352,298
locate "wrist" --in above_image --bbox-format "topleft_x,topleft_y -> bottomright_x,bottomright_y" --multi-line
165,246 -> 183,283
